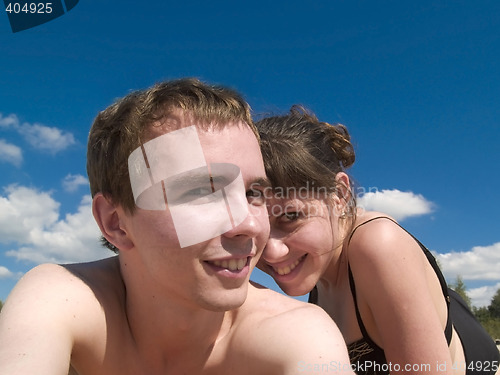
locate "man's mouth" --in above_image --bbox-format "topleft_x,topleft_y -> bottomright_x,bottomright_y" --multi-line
209,258 -> 248,271
272,255 -> 306,276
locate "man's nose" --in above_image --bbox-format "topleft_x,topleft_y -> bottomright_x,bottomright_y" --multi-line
222,202 -> 267,239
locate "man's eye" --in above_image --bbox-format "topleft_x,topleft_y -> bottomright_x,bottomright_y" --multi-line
187,187 -> 213,197
168,186 -> 214,205
246,189 -> 266,206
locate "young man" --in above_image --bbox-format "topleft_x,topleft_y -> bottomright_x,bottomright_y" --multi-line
0,78 -> 353,375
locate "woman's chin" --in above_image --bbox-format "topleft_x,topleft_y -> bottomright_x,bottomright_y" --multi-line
277,282 -> 312,297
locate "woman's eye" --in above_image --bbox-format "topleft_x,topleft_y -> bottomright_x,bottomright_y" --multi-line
282,211 -> 301,221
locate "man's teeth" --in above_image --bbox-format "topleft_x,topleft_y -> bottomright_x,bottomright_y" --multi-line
212,258 -> 247,271
274,257 -> 302,276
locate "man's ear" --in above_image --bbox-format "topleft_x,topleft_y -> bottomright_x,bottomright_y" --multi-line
92,193 -> 134,251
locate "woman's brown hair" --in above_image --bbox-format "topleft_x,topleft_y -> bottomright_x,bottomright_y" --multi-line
256,105 -> 356,217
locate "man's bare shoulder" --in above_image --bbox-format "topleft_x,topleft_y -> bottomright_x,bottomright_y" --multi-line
8,256 -> 121,302
0,257 -> 122,375
239,281 -> 334,327
228,282 -> 353,374
62,256 -> 123,298
1,257 -> 122,331
242,281 -> 315,314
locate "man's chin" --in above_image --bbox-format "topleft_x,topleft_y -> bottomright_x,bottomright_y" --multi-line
201,287 -> 249,312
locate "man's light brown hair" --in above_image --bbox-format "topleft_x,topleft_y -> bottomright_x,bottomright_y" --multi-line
87,78 -> 256,250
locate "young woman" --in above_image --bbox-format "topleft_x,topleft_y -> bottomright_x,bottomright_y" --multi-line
256,106 -> 499,375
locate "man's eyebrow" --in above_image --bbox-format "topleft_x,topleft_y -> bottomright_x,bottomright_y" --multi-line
248,177 -> 272,188
166,170 -> 234,188
166,171 -> 213,187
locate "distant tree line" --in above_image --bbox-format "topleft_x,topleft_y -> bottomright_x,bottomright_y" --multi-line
450,276 -> 500,340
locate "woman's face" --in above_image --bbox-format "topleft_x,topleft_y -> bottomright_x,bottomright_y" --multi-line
257,192 -> 343,296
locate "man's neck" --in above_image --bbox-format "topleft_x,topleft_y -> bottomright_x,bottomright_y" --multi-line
120,270 -> 236,373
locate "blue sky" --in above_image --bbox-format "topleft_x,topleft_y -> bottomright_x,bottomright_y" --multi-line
0,0 -> 499,306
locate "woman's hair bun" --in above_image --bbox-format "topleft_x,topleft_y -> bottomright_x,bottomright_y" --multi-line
326,122 -> 355,169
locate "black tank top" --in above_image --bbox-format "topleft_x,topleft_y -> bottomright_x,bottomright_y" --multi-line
308,217 -> 452,375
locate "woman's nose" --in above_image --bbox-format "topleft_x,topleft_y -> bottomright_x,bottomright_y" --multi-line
262,235 -> 290,263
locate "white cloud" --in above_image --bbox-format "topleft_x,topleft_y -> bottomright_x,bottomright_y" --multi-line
436,242 -> 500,307
0,265 -> 23,280
437,243 -> 500,281
19,123 -> 75,153
0,113 -> 19,128
467,283 -> 500,308
0,185 -> 107,264
62,174 -> 88,192
0,185 -> 60,243
357,189 -> 434,221
0,265 -> 14,278
0,139 -> 23,167
0,112 -> 75,154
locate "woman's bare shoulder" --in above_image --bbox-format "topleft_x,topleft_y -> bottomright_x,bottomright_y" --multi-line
348,211 -> 416,257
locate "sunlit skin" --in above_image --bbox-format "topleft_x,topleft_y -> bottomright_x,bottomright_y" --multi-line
258,173 -> 475,375
259,194 -> 345,297
0,111 -> 355,375
116,112 -> 271,313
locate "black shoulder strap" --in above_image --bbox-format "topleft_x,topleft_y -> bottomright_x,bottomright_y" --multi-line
308,285 -> 318,304
347,216 -> 453,345
348,264 -> 382,349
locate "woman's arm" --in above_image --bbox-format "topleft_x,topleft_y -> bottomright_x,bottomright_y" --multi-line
348,218 -> 454,375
